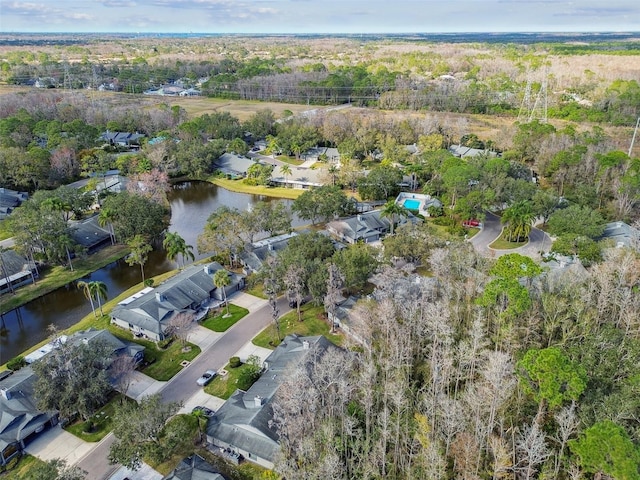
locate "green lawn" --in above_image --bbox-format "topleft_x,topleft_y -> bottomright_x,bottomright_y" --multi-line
209,177 -> 302,200
252,304 -> 343,349
244,276 -> 268,299
204,361 -> 257,399
65,393 -> 132,442
0,454 -> 46,479
145,414 -> 199,475
140,339 -> 201,381
277,155 -> 304,166
201,304 -> 249,332
489,235 -> 527,250
0,219 -> 12,241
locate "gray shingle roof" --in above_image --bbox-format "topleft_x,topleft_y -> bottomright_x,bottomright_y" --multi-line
206,335 -> 337,464
162,454 -> 226,480
0,367 -> 57,452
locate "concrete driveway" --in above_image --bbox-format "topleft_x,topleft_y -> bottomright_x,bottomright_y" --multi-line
25,425 -> 95,465
109,462 -> 162,480
126,371 -> 165,401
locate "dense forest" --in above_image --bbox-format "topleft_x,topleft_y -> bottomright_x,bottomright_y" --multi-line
1,34 -> 640,479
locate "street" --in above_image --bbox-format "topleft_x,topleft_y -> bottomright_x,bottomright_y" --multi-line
76,294 -> 291,479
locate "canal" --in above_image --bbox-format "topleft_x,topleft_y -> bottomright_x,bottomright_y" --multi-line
0,181 -> 297,363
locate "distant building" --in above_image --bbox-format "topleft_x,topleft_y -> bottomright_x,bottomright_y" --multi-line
449,144 -> 498,159
100,131 -> 145,148
0,188 -> 28,220
69,216 -> 112,253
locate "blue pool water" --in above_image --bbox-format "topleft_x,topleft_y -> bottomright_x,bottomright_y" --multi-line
403,199 -> 420,210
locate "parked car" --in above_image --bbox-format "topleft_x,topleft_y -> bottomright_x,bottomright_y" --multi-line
192,405 -> 215,417
196,370 -> 217,386
463,219 -> 481,227
250,146 -> 260,152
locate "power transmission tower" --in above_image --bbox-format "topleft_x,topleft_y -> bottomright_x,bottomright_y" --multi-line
518,67 -> 548,123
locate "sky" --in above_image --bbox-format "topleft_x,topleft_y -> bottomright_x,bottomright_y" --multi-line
0,0 -> 639,34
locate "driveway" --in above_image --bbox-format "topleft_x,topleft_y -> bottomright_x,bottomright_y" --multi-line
25,425 -> 95,465
469,211 -> 551,260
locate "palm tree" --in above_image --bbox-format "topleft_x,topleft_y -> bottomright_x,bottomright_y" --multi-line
191,408 -> 207,444
213,268 -> 231,316
380,200 -> 409,235
501,201 -> 535,242
126,235 -> 153,283
98,207 -> 117,245
327,164 -> 339,186
280,164 -> 292,187
163,231 -> 195,268
88,281 -> 108,316
77,280 -> 96,317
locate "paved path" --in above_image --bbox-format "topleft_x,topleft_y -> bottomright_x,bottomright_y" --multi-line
469,211 -> 551,260
75,293 -> 289,480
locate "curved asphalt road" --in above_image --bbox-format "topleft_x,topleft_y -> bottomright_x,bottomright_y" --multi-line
469,211 -> 551,259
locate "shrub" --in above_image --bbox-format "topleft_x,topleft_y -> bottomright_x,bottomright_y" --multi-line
157,338 -> 173,349
229,356 -> 241,368
6,356 -> 26,371
144,278 -> 154,287
83,420 -> 95,433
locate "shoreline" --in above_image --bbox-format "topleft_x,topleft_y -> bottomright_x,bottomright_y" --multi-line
0,244 -> 129,315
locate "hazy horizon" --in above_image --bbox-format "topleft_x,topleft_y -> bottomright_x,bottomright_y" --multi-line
1,0 -> 638,35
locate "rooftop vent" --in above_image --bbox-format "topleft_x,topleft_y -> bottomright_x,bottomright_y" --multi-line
1,388 -> 12,400
302,340 -> 310,350
254,395 -> 264,407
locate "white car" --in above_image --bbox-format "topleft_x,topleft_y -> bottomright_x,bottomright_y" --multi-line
196,370 -> 217,386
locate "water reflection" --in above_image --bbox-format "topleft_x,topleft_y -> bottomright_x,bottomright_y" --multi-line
0,181 -> 296,362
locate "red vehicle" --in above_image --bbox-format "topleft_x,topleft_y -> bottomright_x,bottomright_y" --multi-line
463,219 -> 481,227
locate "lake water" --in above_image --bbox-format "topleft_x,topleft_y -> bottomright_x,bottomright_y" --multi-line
0,181 -> 297,363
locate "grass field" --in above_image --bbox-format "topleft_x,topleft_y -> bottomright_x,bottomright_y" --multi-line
489,235 -> 527,250
209,176 -> 303,199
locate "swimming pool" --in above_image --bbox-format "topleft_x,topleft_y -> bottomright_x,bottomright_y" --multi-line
403,199 -> 421,210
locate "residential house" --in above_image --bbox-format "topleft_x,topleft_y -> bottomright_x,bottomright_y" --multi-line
24,328 -> 145,366
0,328 -> 145,466
238,232 -> 298,274
69,216 -> 112,253
0,188 -> 28,220
162,455 -> 226,480
206,335 -> 338,469
600,221 -> 639,249
213,153 -> 258,178
0,369 -> 58,467
327,295 -> 365,343
111,263 -> 245,341
326,210 -> 418,244
326,211 -> 390,244
449,144 -> 498,159
269,164 -> 323,189
100,131 -> 145,148
0,249 -> 38,295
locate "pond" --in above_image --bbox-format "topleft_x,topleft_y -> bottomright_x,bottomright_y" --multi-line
0,181 -> 299,363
